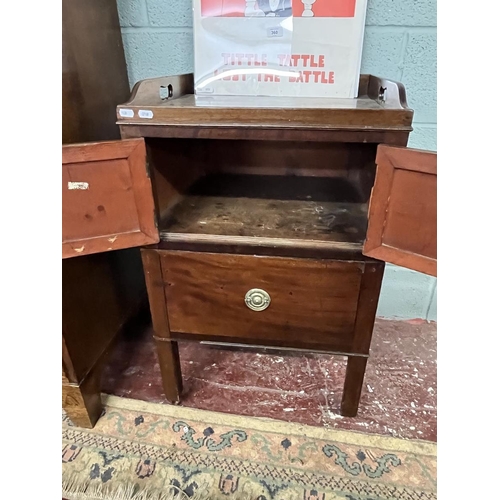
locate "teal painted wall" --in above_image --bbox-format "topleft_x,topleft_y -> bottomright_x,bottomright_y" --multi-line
117,0 -> 437,320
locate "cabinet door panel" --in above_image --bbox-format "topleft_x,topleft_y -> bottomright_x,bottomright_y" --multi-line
363,145 -> 437,277
62,139 -> 158,258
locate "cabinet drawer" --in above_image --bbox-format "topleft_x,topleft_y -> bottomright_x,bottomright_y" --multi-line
161,251 -> 365,351
62,139 -> 158,258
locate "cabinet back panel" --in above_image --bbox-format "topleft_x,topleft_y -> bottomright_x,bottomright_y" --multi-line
147,138 -> 378,210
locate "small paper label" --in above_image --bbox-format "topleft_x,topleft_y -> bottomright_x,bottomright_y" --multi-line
197,86 -> 214,94
68,182 -> 89,190
138,109 -> 154,119
267,27 -> 283,38
119,108 -> 134,118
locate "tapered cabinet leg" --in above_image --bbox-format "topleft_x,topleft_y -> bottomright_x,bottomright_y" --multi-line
142,249 -> 184,405
155,339 -> 183,403
341,356 -> 368,417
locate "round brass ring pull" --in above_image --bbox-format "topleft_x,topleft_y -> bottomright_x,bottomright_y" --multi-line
245,289 -> 271,311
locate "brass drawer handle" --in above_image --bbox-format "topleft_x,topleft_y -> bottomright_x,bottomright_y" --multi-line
245,289 -> 271,311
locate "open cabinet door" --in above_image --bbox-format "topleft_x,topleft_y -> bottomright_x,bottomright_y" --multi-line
363,145 -> 437,277
62,138 -> 159,258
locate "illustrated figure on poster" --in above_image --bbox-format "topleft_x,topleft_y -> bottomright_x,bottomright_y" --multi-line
301,0 -> 317,17
252,0 -> 293,17
203,1 -> 357,18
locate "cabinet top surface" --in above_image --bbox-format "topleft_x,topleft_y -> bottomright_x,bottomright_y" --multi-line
145,93 -> 384,110
117,74 -> 413,132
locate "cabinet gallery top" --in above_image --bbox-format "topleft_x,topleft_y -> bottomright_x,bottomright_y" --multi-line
116,74 -> 413,132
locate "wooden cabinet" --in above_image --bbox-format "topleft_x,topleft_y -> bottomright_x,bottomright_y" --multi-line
62,0 -> 147,428
63,73 -> 437,418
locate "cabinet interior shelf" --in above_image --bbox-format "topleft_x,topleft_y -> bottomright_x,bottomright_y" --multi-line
159,174 -> 368,252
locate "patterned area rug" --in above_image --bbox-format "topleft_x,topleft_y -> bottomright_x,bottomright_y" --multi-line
62,395 -> 436,500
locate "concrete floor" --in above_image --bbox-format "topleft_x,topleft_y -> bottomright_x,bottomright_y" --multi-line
102,317 -> 436,442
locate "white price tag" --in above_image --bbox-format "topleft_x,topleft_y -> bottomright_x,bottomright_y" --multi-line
68,182 -> 89,190
119,108 -> 134,118
138,109 -> 154,119
267,27 -> 283,38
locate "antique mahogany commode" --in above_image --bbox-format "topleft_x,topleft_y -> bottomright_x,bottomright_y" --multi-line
62,74 -> 436,417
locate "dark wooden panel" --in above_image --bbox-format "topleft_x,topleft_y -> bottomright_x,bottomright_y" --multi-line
62,0 -> 130,144
363,145 -> 437,276
204,140 -> 377,180
121,124 -> 411,145
185,173 -> 364,201
62,249 -> 146,383
62,139 -> 159,258
62,0 -> 147,428
62,336 -> 78,383
146,138 -> 207,221
161,251 -> 364,350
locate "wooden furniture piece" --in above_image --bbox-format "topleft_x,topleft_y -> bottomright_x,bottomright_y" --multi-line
63,73 -> 437,417
363,145 -> 437,277
62,0 -> 146,427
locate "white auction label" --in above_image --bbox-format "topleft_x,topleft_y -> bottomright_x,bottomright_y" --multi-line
119,108 -> 134,118
68,182 -> 89,190
138,109 -> 154,119
267,27 -> 283,38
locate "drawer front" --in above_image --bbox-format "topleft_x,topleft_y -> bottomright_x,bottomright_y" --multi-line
62,139 -> 158,258
161,251 -> 364,351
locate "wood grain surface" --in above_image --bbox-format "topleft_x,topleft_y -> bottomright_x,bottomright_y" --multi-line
62,139 -> 159,258
363,145 -> 437,276
162,251 -> 364,351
